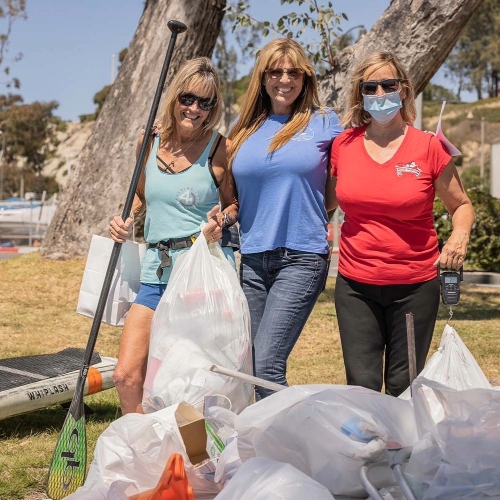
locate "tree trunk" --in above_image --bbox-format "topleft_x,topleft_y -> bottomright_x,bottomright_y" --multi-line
42,0 -> 226,259
318,0 -> 486,115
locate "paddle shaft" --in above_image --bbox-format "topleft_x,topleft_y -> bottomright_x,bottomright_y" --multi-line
46,20 -> 187,500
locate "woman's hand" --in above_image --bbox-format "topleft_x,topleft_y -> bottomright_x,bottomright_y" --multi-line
203,205 -> 223,243
109,215 -> 133,243
434,230 -> 469,270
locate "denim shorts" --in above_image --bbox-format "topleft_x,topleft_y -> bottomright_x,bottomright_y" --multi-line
135,283 -> 168,310
135,246 -> 236,311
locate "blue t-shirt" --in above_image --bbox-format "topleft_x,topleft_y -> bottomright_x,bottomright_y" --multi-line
232,109 -> 343,254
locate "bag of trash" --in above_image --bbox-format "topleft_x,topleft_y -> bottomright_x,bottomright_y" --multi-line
214,457 -> 335,499
142,230 -> 253,414
406,378 -> 500,499
400,324 -> 491,400
128,454 -> 194,500
65,403 -> 220,500
236,385 -> 418,497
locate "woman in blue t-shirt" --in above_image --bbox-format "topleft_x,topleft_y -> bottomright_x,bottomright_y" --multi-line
228,38 -> 343,399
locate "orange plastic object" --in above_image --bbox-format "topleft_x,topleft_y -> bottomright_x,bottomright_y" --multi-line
128,453 -> 194,500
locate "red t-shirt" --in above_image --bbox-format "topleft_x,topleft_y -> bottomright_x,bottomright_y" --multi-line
331,125 -> 451,285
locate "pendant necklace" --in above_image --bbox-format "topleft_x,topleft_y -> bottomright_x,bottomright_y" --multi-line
157,132 -> 202,172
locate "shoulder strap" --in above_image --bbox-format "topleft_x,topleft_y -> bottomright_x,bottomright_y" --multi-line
208,132 -> 223,189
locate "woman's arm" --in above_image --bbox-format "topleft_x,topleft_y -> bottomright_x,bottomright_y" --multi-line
434,160 -> 475,270
215,137 -> 238,227
325,172 -> 338,213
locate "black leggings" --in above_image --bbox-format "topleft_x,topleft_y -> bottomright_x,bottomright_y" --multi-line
334,273 -> 440,396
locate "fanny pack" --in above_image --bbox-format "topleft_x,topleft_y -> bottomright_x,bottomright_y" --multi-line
148,232 -> 200,279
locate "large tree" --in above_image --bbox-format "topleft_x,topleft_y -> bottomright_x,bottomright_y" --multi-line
42,0 -> 484,259
42,0 -> 226,259
318,0 -> 486,115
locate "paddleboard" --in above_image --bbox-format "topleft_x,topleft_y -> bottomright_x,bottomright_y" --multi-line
0,347 -> 116,420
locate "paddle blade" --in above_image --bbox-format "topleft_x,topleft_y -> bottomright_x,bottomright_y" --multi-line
46,404 -> 87,499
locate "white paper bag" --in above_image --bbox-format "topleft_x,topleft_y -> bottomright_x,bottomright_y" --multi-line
77,235 -> 146,326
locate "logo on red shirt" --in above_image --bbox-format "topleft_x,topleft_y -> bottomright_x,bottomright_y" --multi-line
395,161 -> 422,178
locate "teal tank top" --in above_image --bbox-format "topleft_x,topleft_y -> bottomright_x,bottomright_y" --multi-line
140,131 -> 220,283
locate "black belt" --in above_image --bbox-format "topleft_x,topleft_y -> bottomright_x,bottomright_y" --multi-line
148,232 -> 200,279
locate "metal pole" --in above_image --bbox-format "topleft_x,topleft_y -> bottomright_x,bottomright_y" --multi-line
0,132 -> 4,201
406,312 -> 417,396
480,117 -> 485,189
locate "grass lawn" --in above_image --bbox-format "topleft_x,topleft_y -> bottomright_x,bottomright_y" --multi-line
1,252 -> 499,499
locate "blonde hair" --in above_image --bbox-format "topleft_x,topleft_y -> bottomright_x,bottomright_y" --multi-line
159,57 -> 222,141
342,51 -> 416,129
228,38 -> 322,165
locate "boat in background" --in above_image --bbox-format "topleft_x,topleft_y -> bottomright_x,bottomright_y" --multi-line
0,192 -> 57,244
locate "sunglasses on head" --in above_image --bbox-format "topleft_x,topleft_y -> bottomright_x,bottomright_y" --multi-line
359,78 -> 402,95
178,92 -> 217,111
265,67 -> 304,80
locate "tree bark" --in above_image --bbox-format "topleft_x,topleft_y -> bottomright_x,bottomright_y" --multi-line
318,0 -> 486,115
42,0 -> 226,259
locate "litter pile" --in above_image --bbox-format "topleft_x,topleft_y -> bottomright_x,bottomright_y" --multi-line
65,234 -> 500,499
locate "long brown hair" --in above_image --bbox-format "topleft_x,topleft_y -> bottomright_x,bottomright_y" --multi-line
342,51 -> 416,129
228,38 -> 321,166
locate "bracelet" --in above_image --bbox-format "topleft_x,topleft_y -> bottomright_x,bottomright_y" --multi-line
222,212 -> 231,227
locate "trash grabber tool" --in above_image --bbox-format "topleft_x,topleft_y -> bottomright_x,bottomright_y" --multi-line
210,364 -> 286,393
46,20 -> 187,500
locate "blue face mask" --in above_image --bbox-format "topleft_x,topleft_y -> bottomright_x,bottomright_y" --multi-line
363,90 -> 402,124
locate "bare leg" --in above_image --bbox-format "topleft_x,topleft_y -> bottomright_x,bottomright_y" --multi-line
112,303 -> 154,414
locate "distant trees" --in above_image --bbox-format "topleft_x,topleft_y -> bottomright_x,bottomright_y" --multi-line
0,96 -> 64,172
444,0 -> 500,99
423,82 -> 459,103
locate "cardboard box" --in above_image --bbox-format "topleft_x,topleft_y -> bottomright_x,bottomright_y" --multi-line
175,402 -> 217,478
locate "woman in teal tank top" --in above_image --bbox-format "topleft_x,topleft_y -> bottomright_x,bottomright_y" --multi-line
108,57 -> 239,414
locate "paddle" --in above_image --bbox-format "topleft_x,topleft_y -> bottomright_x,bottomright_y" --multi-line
46,20 -> 187,499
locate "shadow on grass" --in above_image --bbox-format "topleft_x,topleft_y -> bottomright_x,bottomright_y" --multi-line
0,399 -> 120,440
436,286 -> 500,321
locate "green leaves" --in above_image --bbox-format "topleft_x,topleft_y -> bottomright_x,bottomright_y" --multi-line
225,0 -> 351,69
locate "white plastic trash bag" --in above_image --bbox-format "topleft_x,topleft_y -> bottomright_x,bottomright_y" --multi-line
66,403 -> 220,500
236,385 -> 418,497
406,378 -> 500,499
142,231 -> 253,414
400,324 -> 491,400
214,457 -> 335,499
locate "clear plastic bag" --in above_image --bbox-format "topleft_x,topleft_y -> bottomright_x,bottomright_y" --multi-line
406,378 -> 500,499
400,325 -> 491,401
65,404 -> 220,500
236,385 -> 418,497
142,231 -> 253,414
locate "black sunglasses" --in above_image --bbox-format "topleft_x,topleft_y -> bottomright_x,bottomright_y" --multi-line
265,67 -> 305,80
178,92 -> 217,111
359,78 -> 402,95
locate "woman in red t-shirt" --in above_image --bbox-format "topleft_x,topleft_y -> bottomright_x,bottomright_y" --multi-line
329,52 -> 474,396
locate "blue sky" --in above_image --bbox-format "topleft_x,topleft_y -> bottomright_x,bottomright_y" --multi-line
5,1 -> 468,122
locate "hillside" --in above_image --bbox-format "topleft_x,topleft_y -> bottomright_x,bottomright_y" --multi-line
422,97 -> 500,171
42,121 -> 94,188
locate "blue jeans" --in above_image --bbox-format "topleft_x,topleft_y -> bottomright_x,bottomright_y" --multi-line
240,248 -> 329,399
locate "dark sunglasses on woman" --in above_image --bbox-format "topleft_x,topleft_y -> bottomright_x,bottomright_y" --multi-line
359,78 -> 402,95
265,67 -> 304,80
178,92 -> 217,111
